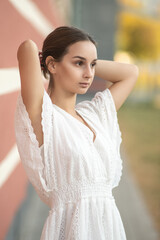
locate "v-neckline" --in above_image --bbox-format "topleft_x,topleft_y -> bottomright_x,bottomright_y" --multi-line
52,103 -> 97,143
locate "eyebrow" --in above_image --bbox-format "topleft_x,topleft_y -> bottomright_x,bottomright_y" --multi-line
72,56 -> 98,61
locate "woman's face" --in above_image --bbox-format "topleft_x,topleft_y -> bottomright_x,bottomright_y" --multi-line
53,40 -> 97,94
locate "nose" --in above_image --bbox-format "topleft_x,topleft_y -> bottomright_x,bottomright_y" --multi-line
83,65 -> 93,79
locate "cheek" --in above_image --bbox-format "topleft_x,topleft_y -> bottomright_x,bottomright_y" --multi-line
62,65 -> 81,79
56,66 -> 68,82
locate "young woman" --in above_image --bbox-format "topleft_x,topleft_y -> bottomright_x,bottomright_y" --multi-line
15,26 -> 139,239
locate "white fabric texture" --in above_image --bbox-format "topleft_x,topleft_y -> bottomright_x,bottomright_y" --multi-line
14,87 -> 126,240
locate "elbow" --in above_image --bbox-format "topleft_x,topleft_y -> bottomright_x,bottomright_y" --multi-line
17,39 -> 37,60
130,64 -> 139,82
134,64 -> 139,78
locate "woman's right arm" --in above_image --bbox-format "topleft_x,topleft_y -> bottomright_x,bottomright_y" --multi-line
17,39 -> 44,110
17,39 -> 44,146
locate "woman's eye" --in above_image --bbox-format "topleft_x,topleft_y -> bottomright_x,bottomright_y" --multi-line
75,61 -> 96,67
91,62 -> 97,67
76,61 -> 83,66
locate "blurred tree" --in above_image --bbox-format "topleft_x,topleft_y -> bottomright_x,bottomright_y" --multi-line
117,0 -> 142,9
116,13 -> 160,60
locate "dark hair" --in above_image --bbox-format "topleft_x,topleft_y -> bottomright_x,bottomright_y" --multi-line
41,26 -> 97,94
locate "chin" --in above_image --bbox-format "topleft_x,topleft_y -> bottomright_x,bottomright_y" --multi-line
77,88 -> 89,95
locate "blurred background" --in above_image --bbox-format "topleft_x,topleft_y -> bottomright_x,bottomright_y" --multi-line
0,0 -> 160,239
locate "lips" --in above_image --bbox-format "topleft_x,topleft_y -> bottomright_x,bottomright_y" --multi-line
79,82 -> 89,85
79,83 -> 89,88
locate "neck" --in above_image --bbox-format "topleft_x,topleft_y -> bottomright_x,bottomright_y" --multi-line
49,87 -> 77,116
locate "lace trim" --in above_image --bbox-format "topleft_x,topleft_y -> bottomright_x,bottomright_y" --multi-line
15,92 -> 43,169
103,88 -> 123,187
75,88 -> 123,188
14,89 -> 56,206
41,90 -> 58,190
104,88 -> 122,142
94,88 -> 123,188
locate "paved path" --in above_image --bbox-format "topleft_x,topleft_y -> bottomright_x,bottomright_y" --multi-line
113,148 -> 159,240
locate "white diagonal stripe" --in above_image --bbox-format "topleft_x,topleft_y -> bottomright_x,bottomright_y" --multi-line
0,68 -> 20,95
0,68 -> 47,95
9,0 -> 54,36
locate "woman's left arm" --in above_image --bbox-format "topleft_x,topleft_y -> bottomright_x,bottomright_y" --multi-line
95,60 -> 139,111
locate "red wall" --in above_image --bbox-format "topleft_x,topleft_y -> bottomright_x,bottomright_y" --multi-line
0,1 -> 63,239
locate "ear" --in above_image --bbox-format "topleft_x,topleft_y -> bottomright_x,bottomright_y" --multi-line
45,56 -> 56,74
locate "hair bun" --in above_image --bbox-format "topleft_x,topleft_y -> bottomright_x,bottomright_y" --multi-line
38,50 -> 45,70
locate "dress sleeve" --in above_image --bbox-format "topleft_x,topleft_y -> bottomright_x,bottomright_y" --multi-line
14,88 -> 55,206
89,88 -> 123,187
90,88 -> 122,146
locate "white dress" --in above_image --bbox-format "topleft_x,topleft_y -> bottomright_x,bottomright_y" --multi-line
14,87 -> 127,240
